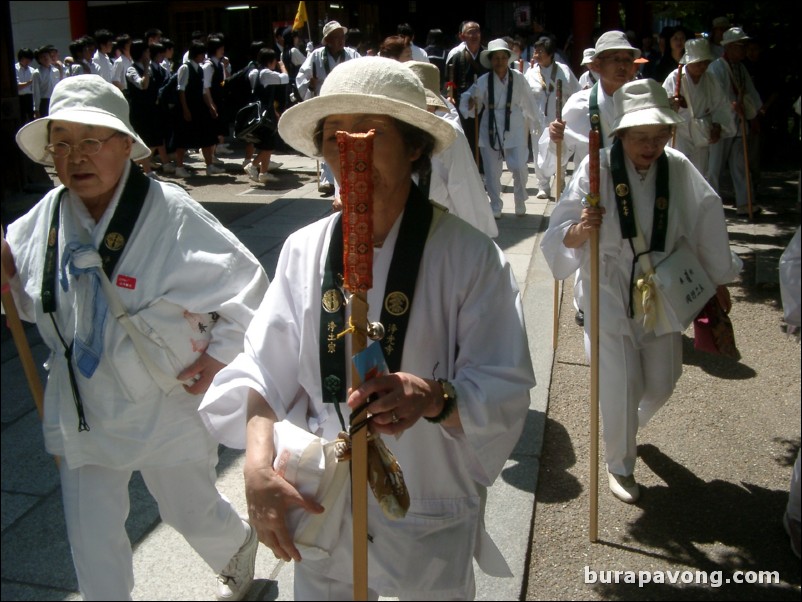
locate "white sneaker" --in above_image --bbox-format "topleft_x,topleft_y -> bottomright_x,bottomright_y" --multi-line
258,172 -> 279,183
206,163 -> 225,175
536,188 -> 550,199
267,160 -> 283,172
175,166 -> 191,178
216,143 -> 234,155
607,471 -> 640,503
216,521 -> 257,601
161,162 -> 176,175
244,163 -> 259,182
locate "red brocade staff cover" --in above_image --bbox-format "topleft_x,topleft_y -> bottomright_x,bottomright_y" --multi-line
337,130 -> 375,293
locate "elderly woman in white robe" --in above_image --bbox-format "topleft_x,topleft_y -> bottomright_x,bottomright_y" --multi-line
541,78 -> 742,504
199,57 -> 535,600
2,75 -> 268,601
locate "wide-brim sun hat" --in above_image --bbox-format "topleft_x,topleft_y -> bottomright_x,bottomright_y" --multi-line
405,61 -> 448,110
16,74 -> 150,165
594,30 -> 642,59
610,78 -> 684,133
721,27 -> 750,45
681,38 -> 715,65
322,20 -> 347,41
581,48 -> 596,65
277,56 -> 455,158
479,38 -> 512,69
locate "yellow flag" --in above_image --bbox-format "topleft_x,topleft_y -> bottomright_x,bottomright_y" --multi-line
293,1 -> 308,31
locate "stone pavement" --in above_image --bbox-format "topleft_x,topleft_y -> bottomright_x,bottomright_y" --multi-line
1,149 -> 554,601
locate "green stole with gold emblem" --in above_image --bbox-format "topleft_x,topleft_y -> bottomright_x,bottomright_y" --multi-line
609,138 -> 670,317
319,184 -> 432,413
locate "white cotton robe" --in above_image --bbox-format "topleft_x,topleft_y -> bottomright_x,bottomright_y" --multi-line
6,168 -> 268,470
200,207 -> 535,598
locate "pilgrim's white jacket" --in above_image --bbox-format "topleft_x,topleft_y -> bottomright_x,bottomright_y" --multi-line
540,146 -> 742,337
200,208 -> 535,597
524,61 -> 581,125
6,170 -> 268,469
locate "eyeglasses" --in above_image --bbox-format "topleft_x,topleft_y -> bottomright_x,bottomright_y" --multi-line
627,130 -> 672,147
44,133 -> 121,158
599,56 -> 635,66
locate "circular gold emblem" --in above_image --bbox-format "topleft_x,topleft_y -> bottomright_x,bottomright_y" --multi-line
322,289 -> 342,313
615,183 -> 629,198
384,292 -> 409,317
656,196 -> 668,210
48,228 -> 57,247
104,232 -> 125,252
590,114 -> 600,125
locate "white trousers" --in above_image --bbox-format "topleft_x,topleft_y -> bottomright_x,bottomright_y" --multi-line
584,329 -> 683,476
707,133 -> 751,209
59,454 -> 246,601
294,561 -> 475,601
480,144 -> 529,213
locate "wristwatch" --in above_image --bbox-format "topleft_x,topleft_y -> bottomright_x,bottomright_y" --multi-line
426,378 -> 458,423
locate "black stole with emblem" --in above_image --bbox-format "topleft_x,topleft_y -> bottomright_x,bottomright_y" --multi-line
319,184 -> 432,408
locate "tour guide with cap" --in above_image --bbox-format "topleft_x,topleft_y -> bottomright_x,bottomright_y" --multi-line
2,74 -> 269,601
199,56 -> 535,600
540,78 -> 742,505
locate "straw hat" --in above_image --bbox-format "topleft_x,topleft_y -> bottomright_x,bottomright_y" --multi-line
721,27 -> 750,45
277,57 -> 455,158
610,78 -> 684,133
681,38 -> 715,65
594,30 -> 642,59
581,48 -> 596,65
322,20 -> 347,42
479,38 -> 512,69
16,74 -> 150,166
405,61 -> 448,110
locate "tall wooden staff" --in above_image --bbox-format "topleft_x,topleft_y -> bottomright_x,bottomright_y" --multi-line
473,74 -> 480,167
671,64 -> 683,148
1,229 -> 45,420
337,130 -> 375,600
587,128 -> 601,543
552,79 -> 564,350
446,64 -> 456,105
739,93 -> 754,220
312,61 -> 321,182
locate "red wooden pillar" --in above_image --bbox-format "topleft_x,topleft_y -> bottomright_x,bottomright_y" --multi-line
69,1 -> 88,39
571,0 -> 596,75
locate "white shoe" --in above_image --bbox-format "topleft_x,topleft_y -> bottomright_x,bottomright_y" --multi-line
244,163 -> 259,182
206,163 -> 225,175
212,157 -> 226,167
174,166 -> 191,178
216,143 -> 234,155
267,160 -> 283,172
258,172 -> 279,183
607,471 -> 640,503
536,188 -> 550,199
161,162 -> 176,175
216,521 -> 258,601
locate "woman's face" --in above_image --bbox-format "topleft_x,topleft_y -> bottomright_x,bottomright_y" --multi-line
321,114 -> 421,208
670,31 -> 687,53
49,121 -> 132,215
620,124 -> 672,170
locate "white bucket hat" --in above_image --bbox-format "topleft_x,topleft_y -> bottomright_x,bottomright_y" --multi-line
322,20 -> 347,41
405,61 -> 448,110
594,30 -> 642,59
610,78 -> 684,133
681,38 -> 715,65
581,48 -> 596,65
479,38 -> 512,69
16,74 -> 150,165
722,27 -> 750,45
277,57 -> 455,158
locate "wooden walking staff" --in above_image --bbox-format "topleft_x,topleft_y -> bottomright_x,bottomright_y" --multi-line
1,228 -> 46,420
586,128 -> 601,543
739,94 -> 754,220
552,79 -> 564,350
473,74 -> 480,167
337,129 -> 375,600
671,64 -> 684,148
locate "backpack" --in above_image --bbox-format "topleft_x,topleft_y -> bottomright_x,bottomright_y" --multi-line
224,61 -> 257,114
157,70 -> 179,108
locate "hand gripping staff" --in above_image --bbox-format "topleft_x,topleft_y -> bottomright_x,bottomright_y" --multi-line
336,130 -> 409,599
587,128 -> 601,543
553,79 -> 564,350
